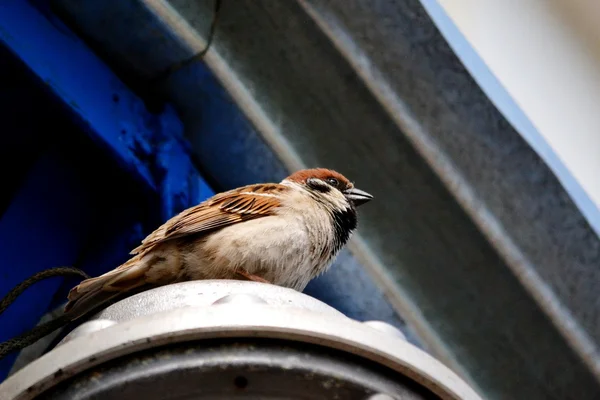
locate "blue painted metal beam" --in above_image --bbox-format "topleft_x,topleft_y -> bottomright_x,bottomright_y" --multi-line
0,0 -> 214,216
0,153 -> 95,378
0,0 -> 160,192
0,0 -> 213,380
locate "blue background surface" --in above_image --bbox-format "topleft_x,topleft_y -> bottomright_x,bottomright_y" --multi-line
0,0 -> 213,379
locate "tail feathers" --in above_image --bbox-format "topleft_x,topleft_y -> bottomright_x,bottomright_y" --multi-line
64,260 -> 148,320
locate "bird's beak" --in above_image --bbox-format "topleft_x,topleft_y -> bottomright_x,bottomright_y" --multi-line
344,187 -> 373,206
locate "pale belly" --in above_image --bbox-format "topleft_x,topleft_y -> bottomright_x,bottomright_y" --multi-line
182,216 -> 330,291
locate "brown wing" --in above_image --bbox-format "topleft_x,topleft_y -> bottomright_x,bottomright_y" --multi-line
129,184 -> 286,256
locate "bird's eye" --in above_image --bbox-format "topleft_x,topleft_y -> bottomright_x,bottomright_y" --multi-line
326,178 -> 339,187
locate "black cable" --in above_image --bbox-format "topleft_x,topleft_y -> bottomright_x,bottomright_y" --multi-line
0,267 -> 90,360
0,315 -> 72,360
0,267 -> 89,316
151,0 -> 222,83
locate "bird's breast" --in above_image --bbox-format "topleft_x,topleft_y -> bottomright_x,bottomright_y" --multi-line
186,211 -> 335,290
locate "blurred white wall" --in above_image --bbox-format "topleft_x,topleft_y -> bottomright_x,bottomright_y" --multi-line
421,0 -> 600,233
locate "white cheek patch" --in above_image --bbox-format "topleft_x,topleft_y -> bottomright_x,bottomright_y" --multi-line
328,194 -> 351,210
281,179 -> 350,210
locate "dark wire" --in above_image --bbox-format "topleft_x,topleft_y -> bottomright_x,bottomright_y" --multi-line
0,267 -> 89,316
0,267 -> 90,360
151,0 -> 222,83
0,315 -> 72,360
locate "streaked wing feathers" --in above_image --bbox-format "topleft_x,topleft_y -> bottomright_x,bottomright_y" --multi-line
129,184 -> 285,255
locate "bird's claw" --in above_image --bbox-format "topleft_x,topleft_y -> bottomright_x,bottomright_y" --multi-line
235,269 -> 271,284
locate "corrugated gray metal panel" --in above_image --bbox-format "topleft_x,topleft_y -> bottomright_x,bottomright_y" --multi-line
51,0 -> 600,398
48,0 -> 420,347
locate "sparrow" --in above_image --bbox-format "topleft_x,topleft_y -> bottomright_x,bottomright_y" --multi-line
64,168 -> 373,319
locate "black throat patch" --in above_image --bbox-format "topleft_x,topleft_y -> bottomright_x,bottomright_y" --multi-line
331,207 -> 358,251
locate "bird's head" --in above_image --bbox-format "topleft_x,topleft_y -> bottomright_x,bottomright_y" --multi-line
283,168 -> 373,209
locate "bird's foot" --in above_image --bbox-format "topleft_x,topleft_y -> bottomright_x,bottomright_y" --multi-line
235,269 -> 271,284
